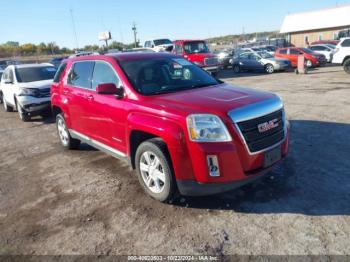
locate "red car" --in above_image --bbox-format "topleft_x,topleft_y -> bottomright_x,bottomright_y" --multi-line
275,47 -> 327,68
51,52 -> 290,202
172,40 -> 221,76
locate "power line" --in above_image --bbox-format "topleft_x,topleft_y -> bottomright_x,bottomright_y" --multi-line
70,9 -> 79,50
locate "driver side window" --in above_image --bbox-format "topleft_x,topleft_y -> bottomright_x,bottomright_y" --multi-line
92,61 -> 120,90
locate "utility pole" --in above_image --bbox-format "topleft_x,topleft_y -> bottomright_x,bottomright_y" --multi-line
132,22 -> 138,48
70,9 -> 79,50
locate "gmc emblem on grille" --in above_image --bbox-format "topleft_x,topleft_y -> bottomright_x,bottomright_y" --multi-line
258,119 -> 279,133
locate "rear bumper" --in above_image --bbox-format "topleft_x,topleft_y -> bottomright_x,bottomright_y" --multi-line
177,167 -> 272,196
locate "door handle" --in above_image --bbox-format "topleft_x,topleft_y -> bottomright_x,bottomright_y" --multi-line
86,95 -> 94,101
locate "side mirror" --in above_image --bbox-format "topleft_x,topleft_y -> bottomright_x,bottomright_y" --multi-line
96,83 -> 124,99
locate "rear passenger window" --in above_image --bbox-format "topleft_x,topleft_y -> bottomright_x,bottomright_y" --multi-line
68,61 -> 95,89
53,63 -> 66,83
92,61 -> 119,90
290,49 -> 300,55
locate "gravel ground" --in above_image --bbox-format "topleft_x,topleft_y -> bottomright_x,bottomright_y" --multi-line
0,66 -> 349,256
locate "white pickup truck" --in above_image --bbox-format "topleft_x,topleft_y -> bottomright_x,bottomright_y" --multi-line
144,39 -> 173,52
332,37 -> 350,73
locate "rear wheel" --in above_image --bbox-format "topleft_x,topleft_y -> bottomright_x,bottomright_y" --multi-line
135,139 -> 176,202
265,64 -> 274,74
343,58 -> 350,74
56,113 -> 80,149
233,65 -> 240,73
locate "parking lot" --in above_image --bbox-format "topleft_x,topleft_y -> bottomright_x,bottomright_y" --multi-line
0,66 -> 349,255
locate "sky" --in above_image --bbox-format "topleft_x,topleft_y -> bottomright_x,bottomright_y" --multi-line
0,0 -> 349,49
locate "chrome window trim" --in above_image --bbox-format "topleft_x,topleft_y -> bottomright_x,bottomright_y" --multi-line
228,96 -> 287,155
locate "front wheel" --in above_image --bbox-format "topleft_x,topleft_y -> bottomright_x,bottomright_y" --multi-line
56,113 -> 80,149
3,98 -> 13,112
16,101 -> 31,122
265,64 -> 274,74
135,139 -> 176,202
343,58 -> 350,74
305,60 -> 313,68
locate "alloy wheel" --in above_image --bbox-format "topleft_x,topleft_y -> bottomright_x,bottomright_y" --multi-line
139,151 -> 166,194
57,118 -> 69,146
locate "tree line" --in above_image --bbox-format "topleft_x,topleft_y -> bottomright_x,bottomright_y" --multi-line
0,41 -> 137,58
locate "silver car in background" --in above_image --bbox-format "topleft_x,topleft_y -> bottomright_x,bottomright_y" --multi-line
232,50 -> 291,74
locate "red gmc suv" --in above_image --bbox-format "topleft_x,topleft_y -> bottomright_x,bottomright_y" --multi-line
51,52 -> 290,202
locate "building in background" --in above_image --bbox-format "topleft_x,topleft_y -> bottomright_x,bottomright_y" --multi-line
280,5 -> 350,47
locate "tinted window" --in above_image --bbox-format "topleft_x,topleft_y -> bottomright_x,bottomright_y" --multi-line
68,61 -> 95,89
279,49 -> 287,54
341,39 -> 350,47
119,57 -> 219,96
53,63 -> 67,83
15,66 -> 56,83
92,61 -> 119,90
290,49 -> 300,55
153,39 -> 172,46
175,44 -> 182,54
183,41 -> 209,54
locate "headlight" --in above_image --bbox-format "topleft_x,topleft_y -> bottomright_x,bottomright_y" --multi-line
218,53 -> 227,59
18,88 -> 39,97
186,114 -> 232,142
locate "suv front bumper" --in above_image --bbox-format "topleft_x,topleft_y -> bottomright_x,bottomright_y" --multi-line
17,96 -> 51,116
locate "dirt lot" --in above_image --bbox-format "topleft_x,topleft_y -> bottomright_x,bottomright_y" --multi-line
0,66 -> 349,256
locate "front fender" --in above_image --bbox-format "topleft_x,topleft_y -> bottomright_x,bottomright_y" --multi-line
127,113 -> 195,180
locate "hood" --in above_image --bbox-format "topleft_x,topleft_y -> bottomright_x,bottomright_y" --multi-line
145,83 -> 277,117
17,79 -> 53,90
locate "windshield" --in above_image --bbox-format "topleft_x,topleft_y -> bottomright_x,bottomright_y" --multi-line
257,51 -> 274,59
15,66 -> 57,83
118,57 -> 220,95
326,44 -> 336,49
153,39 -> 172,46
184,41 -> 210,54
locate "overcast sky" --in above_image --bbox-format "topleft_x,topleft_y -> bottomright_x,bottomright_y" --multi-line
0,0 -> 349,48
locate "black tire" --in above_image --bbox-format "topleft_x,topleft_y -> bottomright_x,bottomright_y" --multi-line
56,113 -> 80,150
211,71 -> 219,78
265,63 -> 274,74
0,91 -> 3,104
15,100 -> 31,122
343,58 -> 350,74
3,98 -> 13,112
233,65 -> 240,73
135,138 -> 176,202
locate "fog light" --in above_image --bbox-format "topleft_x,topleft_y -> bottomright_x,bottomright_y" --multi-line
207,155 -> 220,177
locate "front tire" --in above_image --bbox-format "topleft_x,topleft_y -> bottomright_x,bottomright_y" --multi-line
135,139 -> 176,202
305,60 -> 313,68
343,58 -> 350,74
56,113 -> 80,149
265,64 -> 274,74
16,101 -> 31,122
3,98 -> 13,112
